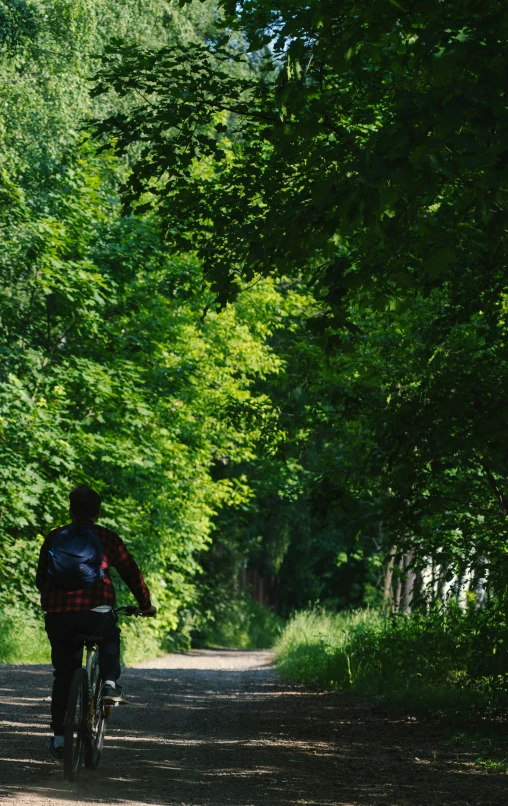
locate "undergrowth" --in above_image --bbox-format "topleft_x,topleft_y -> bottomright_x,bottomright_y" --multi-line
0,597 -> 284,666
198,598 -> 284,649
0,604 -> 165,666
0,606 -> 51,664
275,606 -> 508,717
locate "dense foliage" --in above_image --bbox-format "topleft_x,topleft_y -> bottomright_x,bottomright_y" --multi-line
91,0 -> 508,618
0,0 -> 301,654
1,0 -> 508,673
93,1 -> 508,318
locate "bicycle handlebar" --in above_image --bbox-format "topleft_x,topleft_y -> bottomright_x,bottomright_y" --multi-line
114,605 -> 157,617
114,605 -> 138,616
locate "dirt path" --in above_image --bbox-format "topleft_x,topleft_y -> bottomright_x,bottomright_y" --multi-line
0,650 -> 506,805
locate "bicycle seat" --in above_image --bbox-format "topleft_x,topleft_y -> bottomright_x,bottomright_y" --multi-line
74,634 -> 104,646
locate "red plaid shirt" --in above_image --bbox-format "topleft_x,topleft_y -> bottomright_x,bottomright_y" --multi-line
36,521 -> 151,613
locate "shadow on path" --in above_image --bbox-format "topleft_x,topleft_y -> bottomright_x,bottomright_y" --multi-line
0,653 -> 507,805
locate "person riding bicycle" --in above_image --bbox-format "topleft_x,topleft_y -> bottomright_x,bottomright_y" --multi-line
36,484 -> 156,761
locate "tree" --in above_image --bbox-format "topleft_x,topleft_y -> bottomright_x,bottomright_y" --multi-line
90,0 -> 508,611
92,0 -> 508,321
0,0 -> 302,650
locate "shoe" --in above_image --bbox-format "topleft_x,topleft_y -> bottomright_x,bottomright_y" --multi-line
102,683 -> 127,704
48,737 -> 64,761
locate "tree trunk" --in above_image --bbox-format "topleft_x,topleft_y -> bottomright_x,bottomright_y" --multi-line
399,550 -> 416,614
382,547 -> 397,611
436,561 -> 448,601
393,554 -> 404,612
469,561 -> 487,608
418,562 -> 434,610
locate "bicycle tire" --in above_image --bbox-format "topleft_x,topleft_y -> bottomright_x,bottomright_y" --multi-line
63,667 -> 88,781
84,674 -> 106,770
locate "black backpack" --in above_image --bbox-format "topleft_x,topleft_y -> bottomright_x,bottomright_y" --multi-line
47,523 -> 104,591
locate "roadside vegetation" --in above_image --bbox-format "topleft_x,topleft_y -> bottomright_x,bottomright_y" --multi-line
276,607 -> 508,716
0,606 -> 50,664
275,605 -> 508,772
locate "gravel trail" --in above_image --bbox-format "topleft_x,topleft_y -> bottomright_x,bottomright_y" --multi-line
0,649 -> 506,805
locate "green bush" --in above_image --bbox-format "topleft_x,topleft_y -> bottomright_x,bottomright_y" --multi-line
200,598 -> 284,649
120,615 -> 169,666
275,605 -> 508,715
0,606 -> 51,664
0,605 -> 165,667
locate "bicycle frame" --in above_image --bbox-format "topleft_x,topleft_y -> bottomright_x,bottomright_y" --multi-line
85,644 -> 100,721
84,641 -> 116,726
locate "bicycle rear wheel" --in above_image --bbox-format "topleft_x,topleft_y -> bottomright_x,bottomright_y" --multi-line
63,668 -> 88,781
84,675 -> 106,770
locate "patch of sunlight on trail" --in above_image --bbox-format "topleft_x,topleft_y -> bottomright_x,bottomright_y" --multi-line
131,648 -> 274,670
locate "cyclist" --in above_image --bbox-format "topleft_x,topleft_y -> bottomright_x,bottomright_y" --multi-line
36,484 -> 156,761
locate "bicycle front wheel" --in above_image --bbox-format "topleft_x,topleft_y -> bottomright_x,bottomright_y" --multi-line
84,675 -> 106,770
63,668 -> 88,781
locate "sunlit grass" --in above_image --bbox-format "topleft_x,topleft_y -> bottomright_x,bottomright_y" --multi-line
0,606 -> 51,664
275,607 -> 505,716
0,605 -> 162,666
275,609 -> 384,690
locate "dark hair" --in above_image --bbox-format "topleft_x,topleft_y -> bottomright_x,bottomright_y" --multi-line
69,485 -> 101,520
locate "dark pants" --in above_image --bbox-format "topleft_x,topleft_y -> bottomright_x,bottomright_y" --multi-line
45,609 -> 121,735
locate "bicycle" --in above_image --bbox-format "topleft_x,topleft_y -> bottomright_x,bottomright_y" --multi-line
63,604 -> 138,781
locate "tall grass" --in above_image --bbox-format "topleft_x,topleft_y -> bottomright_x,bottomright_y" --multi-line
275,606 -> 508,715
0,605 -> 165,666
275,609 -> 376,687
0,606 -> 51,664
